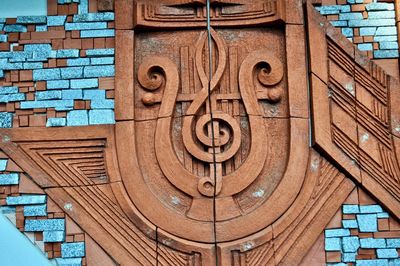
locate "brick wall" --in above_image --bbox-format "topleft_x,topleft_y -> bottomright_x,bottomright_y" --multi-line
315,0 -> 399,59
0,0 -> 115,128
324,188 -> 400,265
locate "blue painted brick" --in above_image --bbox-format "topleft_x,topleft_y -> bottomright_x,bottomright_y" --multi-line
0,174 -> 19,185
33,69 -> 61,81
377,249 -> 398,259
0,159 -> 8,171
62,89 -> 82,100
339,12 -> 363,20
47,80 -> 70,89
366,3 -> 394,11
70,78 -> 98,89
57,49 -> 79,58
358,43 -> 373,51
54,258 -> 82,266
342,236 -> 360,252
360,205 -> 384,214
343,252 -> 357,263
356,259 -> 390,266
0,93 -> 25,103
325,237 -> 342,251
43,231 -> 65,242
83,90 -> 105,100
36,25 -> 47,31
61,67 -> 84,79
65,22 -> 107,30
368,11 -> 395,19
376,27 -> 397,36
7,195 -> 46,205
86,48 -> 114,56
90,57 -> 114,65
387,239 -> 400,248
0,87 -> 19,94
374,50 -> 399,58
84,65 -> 114,78
375,36 -> 398,42
0,112 -> 13,128
67,58 -> 90,66
36,91 -> 62,100
25,219 -> 65,232
61,242 -> 85,258
380,42 -> 399,50
3,63 -> 24,70
348,19 -> 395,28
23,62 -> 44,69
91,99 -> 114,109
357,214 -> 378,232
80,29 -> 115,38
89,109 -> 115,125
47,16 -> 67,26
46,118 -> 66,127
16,16 -> 46,24
0,34 -> 8,42
325,228 -> 351,237
24,204 -> 47,217
20,100 -> 74,110
360,27 -> 377,36
4,25 -> 27,33
79,0 -> 89,14
67,110 -> 89,126
73,12 -> 114,22
342,28 -> 353,37
378,212 -> 390,218
316,5 -> 346,15
360,238 -> 386,248
342,219 -> 358,229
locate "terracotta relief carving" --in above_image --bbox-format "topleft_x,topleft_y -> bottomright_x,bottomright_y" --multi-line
2,1 -> 400,265
307,3 -> 400,217
135,0 -> 286,28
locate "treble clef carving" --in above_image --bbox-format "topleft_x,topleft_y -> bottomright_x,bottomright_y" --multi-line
138,30 -> 284,201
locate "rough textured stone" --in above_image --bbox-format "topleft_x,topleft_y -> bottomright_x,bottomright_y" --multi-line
47,80 -> 70,89
325,228 -> 351,237
360,238 -> 386,249
342,219 -> 358,229
325,237 -> 342,251
7,195 -> 47,205
61,242 -> 85,258
0,159 -> 8,171
73,12 -> 114,22
16,16 -> 47,24
57,49 -> 80,58
0,174 -> 19,185
65,22 -> 107,30
84,65 -> 114,77
36,91 -> 62,100
86,48 -> 114,56
25,219 -> 65,232
0,112 -> 13,128
33,68 -> 61,81
54,258 -> 82,266
377,249 -> 398,259
67,110 -> 89,126
0,87 -> 19,94
47,16 -> 67,26
67,58 -> 90,66
80,29 -> 115,38
20,100 -> 74,110
342,236 -> 360,253
62,90 -> 83,100
24,204 -> 47,217
357,214 -> 378,232
46,118 -> 67,127
89,109 -> 115,125
70,78 -> 98,89
4,25 -> 27,33
90,57 -> 114,65
61,67 -> 84,79
43,230 -> 65,243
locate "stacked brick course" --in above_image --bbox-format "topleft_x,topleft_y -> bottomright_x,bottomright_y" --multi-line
0,0 -> 115,128
0,150 -> 86,266
315,0 -> 399,59
325,188 -> 400,265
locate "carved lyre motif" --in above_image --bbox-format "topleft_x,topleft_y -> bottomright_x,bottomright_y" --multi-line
138,29 -> 284,220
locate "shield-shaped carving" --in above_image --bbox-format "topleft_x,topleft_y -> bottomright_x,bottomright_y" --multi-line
114,0 -> 310,260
